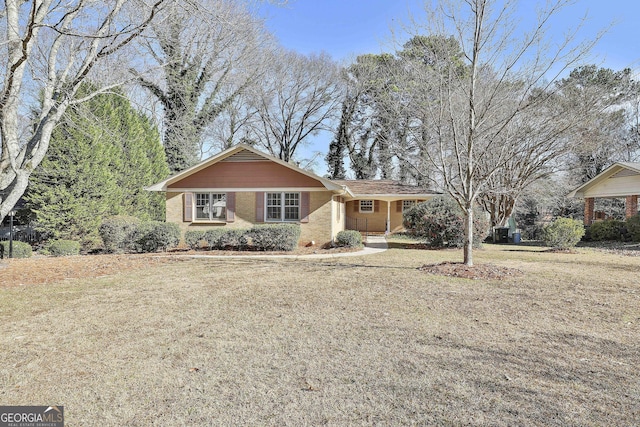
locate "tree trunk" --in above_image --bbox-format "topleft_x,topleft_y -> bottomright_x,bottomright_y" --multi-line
463,204 -> 474,266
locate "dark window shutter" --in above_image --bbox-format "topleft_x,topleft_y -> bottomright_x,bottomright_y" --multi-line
255,192 -> 264,222
353,201 -> 359,213
226,192 -> 236,222
374,200 -> 380,213
300,192 -> 310,223
184,192 -> 193,222
396,201 -> 403,213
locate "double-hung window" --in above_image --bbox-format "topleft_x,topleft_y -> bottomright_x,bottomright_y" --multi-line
266,192 -> 300,221
359,200 -> 374,213
195,193 -> 226,221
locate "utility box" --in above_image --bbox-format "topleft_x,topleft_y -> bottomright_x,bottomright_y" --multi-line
494,227 -> 509,243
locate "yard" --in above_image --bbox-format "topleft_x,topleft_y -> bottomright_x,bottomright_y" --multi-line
0,242 -> 638,426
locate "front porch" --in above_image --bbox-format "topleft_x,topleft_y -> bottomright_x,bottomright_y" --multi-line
569,163 -> 640,226
344,199 -> 418,235
583,195 -> 639,225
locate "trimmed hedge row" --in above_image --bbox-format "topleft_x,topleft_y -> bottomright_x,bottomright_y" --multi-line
99,217 -> 180,253
588,219 -> 624,241
183,224 -> 301,252
627,214 -> 640,241
586,215 -> 640,242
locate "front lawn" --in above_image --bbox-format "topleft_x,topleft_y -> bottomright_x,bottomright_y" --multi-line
0,244 -> 638,425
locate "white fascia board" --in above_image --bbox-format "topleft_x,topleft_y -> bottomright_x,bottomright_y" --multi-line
163,187 -> 331,193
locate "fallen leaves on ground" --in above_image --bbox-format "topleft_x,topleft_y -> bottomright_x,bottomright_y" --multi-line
0,254 -> 177,287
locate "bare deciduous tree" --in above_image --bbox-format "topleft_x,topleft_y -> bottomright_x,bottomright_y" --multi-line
134,0 -> 272,173
402,0 -> 599,266
250,49 -> 343,162
0,0 -> 165,223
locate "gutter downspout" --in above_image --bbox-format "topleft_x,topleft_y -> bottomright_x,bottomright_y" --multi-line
331,187 -> 348,244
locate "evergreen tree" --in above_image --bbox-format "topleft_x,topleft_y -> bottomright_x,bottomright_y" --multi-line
25,87 -> 169,249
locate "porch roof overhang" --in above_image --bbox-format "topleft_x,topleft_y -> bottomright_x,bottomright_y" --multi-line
345,194 -> 438,202
568,162 -> 640,198
334,179 -> 441,201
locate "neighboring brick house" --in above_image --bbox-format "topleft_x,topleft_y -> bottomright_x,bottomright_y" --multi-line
146,144 -> 438,246
568,162 -> 640,225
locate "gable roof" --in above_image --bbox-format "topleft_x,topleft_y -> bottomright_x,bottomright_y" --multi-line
146,144 -> 344,192
334,179 -> 439,199
568,162 -> 640,198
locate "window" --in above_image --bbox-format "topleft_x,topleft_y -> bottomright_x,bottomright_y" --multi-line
403,200 -> 417,211
195,193 -> 226,221
359,200 -> 374,213
266,192 -> 300,221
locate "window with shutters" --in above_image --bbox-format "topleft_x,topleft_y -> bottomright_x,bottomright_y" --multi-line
195,193 -> 226,221
359,200 -> 374,213
266,192 -> 300,221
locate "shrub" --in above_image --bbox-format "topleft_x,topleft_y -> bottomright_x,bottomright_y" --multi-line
624,214 -> 640,242
0,241 -> 32,258
48,239 -> 80,256
542,217 -> 585,249
250,224 -> 301,251
131,221 -> 180,253
335,230 -> 363,248
99,216 -> 141,253
184,230 -> 206,249
588,219 -> 624,241
218,228 -> 248,250
203,229 -> 226,250
403,197 -> 489,248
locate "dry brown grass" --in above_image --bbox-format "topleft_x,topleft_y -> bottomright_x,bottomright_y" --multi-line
0,243 -> 638,426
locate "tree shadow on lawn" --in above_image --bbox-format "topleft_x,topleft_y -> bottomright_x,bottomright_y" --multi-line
416,330 -> 639,425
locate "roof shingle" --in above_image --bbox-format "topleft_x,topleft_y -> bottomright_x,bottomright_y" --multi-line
333,179 -> 438,196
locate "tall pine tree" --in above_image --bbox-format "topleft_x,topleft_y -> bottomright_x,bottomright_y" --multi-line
26,86 -> 169,249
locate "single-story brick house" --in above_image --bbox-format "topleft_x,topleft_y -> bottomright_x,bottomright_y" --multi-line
568,162 -> 640,225
146,144 -> 438,246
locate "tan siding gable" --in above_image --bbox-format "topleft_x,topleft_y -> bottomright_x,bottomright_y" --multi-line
584,174 -> 640,198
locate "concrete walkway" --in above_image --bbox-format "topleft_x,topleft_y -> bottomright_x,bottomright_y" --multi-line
187,234 -> 388,260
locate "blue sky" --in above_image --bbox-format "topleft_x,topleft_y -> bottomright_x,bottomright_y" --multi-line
258,0 -> 640,173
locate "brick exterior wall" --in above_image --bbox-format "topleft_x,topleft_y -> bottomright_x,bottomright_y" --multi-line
298,192 -> 333,245
166,190 -> 334,246
584,197 -> 595,226
625,195 -> 638,218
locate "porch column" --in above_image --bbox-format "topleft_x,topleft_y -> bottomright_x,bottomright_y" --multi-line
625,195 -> 638,218
584,197 -> 595,226
386,201 -> 391,234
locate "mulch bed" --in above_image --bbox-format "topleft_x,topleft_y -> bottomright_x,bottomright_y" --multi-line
419,261 -> 523,280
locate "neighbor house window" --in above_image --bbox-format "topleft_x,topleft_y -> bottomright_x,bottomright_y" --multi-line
195,193 -> 226,221
266,192 -> 300,221
359,200 -> 374,213
403,200 -> 417,211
